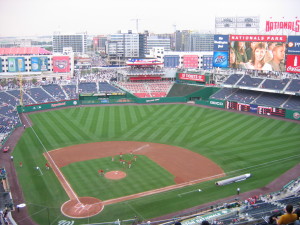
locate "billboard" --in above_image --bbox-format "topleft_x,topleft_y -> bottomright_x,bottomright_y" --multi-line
287,36 -> 300,55
182,55 -> 198,68
229,35 -> 286,72
16,57 -> 25,72
214,35 -> 229,51
202,55 -> 213,70
52,56 -> 70,73
213,51 -> 228,68
31,57 -> 48,72
286,55 -> 300,73
8,57 -> 17,72
265,19 -> 300,33
178,73 -> 205,82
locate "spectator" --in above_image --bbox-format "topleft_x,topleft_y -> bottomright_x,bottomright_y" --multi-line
268,44 -> 286,72
275,205 -> 298,225
202,220 -> 210,225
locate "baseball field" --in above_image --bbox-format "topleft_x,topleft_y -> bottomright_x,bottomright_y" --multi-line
12,104 -> 300,225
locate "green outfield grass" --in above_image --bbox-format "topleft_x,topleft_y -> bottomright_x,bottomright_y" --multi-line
12,104 -> 300,225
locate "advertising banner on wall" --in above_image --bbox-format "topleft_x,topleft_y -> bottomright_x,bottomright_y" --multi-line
182,55 -> 198,68
286,55 -> 300,73
16,57 -> 25,72
249,104 -> 258,113
214,35 -> 229,51
229,35 -> 287,72
31,57 -> 48,72
213,51 -> 228,68
178,73 -> 205,82
53,56 -> 70,73
287,36 -> 300,55
8,57 -> 17,72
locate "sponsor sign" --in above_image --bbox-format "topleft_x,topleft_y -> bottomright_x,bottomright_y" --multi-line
213,51 -> 228,68
266,20 -> 300,32
293,112 -> 300,120
16,57 -> 25,72
249,104 -> 258,113
31,57 -> 48,72
209,100 -> 224,108
287,36 -> 300,55
179,73 -> 205,82
286,55 -> 300,73
230,35 -> 287,42
53,56 -> 70,73
8,57 -> 17,72
214,35 -> 229,51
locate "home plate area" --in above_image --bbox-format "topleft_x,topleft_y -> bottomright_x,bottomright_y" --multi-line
61,197 -> 104,218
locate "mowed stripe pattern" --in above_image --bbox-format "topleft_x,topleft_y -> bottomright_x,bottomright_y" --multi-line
29,104 -> 300,170
15,104 -> 300,222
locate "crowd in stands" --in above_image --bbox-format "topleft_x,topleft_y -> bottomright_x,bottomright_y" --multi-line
78,69 -> 119,82
116,81 -> 173,98
169,177 -> 300,225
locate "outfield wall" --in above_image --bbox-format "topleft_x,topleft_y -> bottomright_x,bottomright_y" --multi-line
285,110 -> 300,120
17,100 -> 79,113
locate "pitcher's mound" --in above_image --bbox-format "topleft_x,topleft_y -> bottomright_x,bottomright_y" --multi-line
61,197 -> 103,218
105,171 -> 127,180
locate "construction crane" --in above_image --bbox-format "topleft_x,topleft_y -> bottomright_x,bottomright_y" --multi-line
131,18 -> 142,33
18,74 -> 23,106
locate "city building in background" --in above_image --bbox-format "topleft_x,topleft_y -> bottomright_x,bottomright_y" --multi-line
146,36 -> 171,54
52,32 -> 87,54
92,35 -> 107,53
174,31 -> 213,52
106,30 -> 145,65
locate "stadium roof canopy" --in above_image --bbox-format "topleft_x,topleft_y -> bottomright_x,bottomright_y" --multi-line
0,47 -> 52,55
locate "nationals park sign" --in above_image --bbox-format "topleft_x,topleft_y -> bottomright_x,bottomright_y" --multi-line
179,73 -> 205,82
266,19 -> 300,32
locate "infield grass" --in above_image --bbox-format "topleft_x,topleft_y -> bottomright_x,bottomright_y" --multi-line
12,104 -> 300,225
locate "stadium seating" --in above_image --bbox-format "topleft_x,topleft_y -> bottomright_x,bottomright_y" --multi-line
283,96 -> 300,110
253,93 -> 289,108
24,87 -> 56,104
227,89 -> 261,104
210,88 -> 238,100
98,82 -> 124,94
42,84 -> 67,101
78,82 -> 98,94
6,90 -> 35,106
117,81 -> 173,98
237,75 -> 264,88
62,85 -> 78,99
285,79 -> 300,92
261,78 -> 289,91
223,74 -> 243,85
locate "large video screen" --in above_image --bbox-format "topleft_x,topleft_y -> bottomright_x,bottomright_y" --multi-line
229,35 -> 287,72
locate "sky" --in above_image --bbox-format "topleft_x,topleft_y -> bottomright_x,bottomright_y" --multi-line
0,0 -> 299,37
